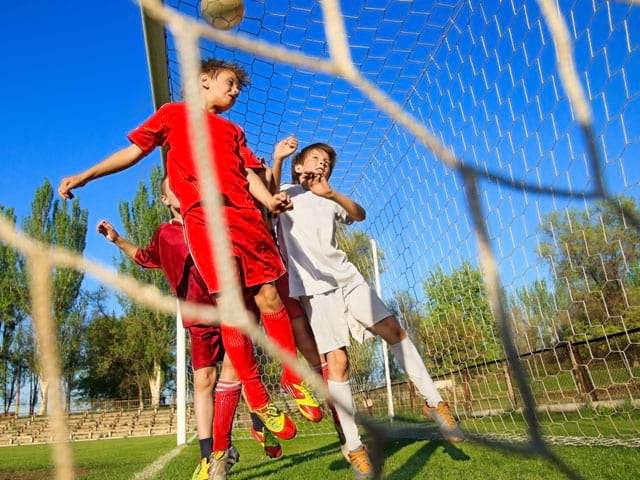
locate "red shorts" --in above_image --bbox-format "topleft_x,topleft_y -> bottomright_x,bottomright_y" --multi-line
275,272 -> 305,319
188,325 -> 224,370
183,205 -> 285,293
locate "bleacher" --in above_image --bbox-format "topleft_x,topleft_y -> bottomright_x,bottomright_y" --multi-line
0,405 -> 195,447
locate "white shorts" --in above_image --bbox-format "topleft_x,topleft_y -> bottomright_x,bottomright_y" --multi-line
300,282 -> 392,354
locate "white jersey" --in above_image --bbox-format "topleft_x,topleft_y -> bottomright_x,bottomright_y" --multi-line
278,184 -> 365,297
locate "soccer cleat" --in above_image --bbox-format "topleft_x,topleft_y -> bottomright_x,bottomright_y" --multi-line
423,401 -> 465,443
251,426 -> 283,458
253,402 -> 297,440
282,381 -> 323,422
191,457 -> 210,480
208,445 -> 239,480
347,445 -> 373,479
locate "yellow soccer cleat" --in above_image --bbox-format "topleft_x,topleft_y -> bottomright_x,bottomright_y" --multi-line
283,381 -> 323,422
190,457 -> 210,480
253,402 -> 297,440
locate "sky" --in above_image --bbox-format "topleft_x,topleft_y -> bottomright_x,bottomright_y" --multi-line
2,0 -> 638,313
1,1 -> 164,305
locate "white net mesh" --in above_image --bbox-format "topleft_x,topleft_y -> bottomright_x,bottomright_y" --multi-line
158,0 -> 640,450
1,0 -> 639,478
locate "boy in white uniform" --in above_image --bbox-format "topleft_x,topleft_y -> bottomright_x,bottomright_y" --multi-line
274,142 -> 464,479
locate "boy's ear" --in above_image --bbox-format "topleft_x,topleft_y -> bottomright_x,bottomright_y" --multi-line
200,73 -> 210,89
293,163 -> 304,174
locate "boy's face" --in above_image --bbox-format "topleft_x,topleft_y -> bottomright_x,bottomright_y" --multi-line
202,69 -> 241,113
161,179 -> 181,211
295,148 -> 332,178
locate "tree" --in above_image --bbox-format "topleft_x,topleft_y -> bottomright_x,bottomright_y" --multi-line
21,180 -> 88,414
116,166 -> 174,407
421,263 -> 502,372
336,227 -> 384,285
537,197 -> 640,340
0,206 -> 26,413
335,227 -> 384,381
508,279 -> 571,353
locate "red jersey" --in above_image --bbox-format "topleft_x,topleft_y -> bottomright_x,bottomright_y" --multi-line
134,220 -> 211,327
128,102 -> 262,214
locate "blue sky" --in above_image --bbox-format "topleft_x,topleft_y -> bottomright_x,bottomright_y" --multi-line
2,0 -> 638,313
1,1 -> 163,301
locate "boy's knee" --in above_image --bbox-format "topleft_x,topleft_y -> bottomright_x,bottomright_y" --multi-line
375,316 -> 406,344
254,283 -> 281,311
194,367 -> 216,391
328,350 -> 349,375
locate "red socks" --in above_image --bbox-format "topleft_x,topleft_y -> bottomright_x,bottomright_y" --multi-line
213,380 -> 241,451
261,305 -> 302,386
220,325 -> 269,410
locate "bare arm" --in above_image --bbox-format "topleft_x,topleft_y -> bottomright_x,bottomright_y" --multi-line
271,136 -> 298,192
305,173 -> 366,222
97,220 -> 139,261
58,144 -> 145,199
246,168 -> 293,214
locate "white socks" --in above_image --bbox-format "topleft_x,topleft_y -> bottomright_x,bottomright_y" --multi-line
390,337 -> 443,407
328,379 -> 362,451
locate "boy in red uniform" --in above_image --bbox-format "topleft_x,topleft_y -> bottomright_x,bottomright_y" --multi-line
97,178 -> 244,480
58,59 -> 321,440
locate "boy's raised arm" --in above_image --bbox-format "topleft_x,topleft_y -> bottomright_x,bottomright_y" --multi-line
97,220 -> 139,261
271,136 -> 298,192
58,144 -> 145,199
305,173 -> 366,222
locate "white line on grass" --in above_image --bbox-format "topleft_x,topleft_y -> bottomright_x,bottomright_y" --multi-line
131,433 -> 198,480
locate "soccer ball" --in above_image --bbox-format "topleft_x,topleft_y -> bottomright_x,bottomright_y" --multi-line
200,0 -> 245,30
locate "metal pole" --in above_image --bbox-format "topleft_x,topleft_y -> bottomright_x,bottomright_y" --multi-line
176,301 -> 187,445
371,239 -> 394,420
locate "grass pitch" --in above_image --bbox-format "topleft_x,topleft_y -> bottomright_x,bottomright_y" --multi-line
1,429 -> 639,480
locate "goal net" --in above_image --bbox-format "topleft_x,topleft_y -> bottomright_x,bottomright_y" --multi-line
156,0 -> 640,448
1,0 -> 638,478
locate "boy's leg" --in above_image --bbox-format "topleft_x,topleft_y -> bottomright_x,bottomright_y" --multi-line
219,323 -> 296,440
212,355 -> 241,453
369,316 -> 443,406
369,316 -> 464,442
254,282 -> 322,423
326,348 -> 373,478
188,326 -> 220,480
193,367 -> 217,459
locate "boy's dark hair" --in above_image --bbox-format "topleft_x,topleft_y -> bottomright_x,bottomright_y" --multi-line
291,143 -> 337,184
201,58 -> 250,89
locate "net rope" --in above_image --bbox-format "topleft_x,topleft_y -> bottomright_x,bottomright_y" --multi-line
0,0 -> 639,478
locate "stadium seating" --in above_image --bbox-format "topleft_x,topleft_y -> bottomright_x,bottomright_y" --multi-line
0,404 -> 195,446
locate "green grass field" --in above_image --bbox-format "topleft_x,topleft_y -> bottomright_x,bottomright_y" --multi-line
1,430 -> 639,480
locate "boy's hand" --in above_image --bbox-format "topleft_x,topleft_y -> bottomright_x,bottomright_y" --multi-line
273,136 -> 298,160
58,175 -> 87,200
97,220 -> 120,242
304,172 -> 334,198
268,191 -> 293,214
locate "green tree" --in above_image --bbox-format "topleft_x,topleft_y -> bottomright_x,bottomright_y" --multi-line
0,206 -> 26,413
80,313 -> 148,402
336,227 -> 384,381
336,227 -> 384,285
537,197 -> 640,339
21,180 -> 88,413
116,166 -> 173,407
508,279 -> 571,353
422,262 -> 502,372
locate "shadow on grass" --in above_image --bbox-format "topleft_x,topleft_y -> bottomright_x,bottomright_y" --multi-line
231,417 -> 473,479
231,440 -> 351,478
